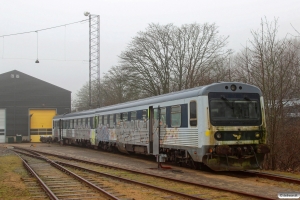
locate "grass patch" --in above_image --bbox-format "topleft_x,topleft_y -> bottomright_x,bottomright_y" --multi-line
0,154 -> 31,200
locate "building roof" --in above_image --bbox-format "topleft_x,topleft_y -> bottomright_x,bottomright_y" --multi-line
0,70 -> 71,93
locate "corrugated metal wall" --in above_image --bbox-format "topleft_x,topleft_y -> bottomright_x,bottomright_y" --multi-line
0,70 -> 71,140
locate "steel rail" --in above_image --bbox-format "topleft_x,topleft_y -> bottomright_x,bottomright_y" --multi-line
13,149 -> 120,200
17,147 -> 275,200
57,161 -> 206,200
13,152 -> 59,200
245,170 -> 300,185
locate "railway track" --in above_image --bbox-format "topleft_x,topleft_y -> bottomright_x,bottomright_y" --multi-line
244,170 -> 300,185
13,150 -> 123,200
13,147 -> 276,200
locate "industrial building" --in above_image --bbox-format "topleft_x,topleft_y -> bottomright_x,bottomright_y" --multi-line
0,70 -> 71,143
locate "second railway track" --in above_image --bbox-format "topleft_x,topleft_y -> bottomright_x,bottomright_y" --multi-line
13,147 -> 277,200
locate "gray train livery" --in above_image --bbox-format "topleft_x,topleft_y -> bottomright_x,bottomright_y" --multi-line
52,82 -> 270,171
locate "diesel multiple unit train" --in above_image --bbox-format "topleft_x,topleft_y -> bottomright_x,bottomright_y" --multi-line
52,82 -> 270,171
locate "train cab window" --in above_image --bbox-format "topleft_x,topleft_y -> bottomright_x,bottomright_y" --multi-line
142,109 -> 148,121
109,114 -> 114,128
171,105 -> 181,127
190,101 -> 197,126
131,111 -> 136,121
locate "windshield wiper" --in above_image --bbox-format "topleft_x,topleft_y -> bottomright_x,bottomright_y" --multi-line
221,95 -> 233,109
244,96 -> 251,101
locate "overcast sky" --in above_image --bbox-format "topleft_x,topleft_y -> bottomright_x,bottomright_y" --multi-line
1,0 -> 299,99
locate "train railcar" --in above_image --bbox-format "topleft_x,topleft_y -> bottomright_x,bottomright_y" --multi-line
52,82 -> 270,171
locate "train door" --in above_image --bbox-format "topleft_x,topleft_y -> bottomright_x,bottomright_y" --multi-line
59,119 -> 62,142
149,106 -> 160,155
149,106 -> 153,154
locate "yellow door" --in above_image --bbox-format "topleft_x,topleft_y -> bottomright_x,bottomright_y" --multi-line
30,110 -> 56,142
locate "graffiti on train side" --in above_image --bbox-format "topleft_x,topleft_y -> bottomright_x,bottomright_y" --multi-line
74,124 -> 91,139
119,120 -> 149,144
162,128 -> 179,144
96,125 -> 117,142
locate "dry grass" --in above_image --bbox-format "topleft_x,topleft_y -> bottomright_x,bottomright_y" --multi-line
0,152 -> 31,200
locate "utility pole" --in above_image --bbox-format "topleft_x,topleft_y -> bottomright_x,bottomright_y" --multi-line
84,12 -> 100,108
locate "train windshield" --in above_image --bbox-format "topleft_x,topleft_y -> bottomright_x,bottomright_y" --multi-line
208,92 -> 262,126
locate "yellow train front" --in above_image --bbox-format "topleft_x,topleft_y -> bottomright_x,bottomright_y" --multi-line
201,84 -> 270,171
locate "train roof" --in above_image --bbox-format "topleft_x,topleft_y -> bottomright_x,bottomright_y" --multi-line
54,82 -> 261,119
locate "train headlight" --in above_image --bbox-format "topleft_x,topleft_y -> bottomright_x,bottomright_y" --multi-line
230,84 -> 237,91
255,132 -> 260,138
216,133 -> 222,139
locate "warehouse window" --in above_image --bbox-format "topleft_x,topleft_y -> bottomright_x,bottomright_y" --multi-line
190,101 -> 197,126
171,105 -> 181,127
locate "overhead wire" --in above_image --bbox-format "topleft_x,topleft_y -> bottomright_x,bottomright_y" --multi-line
0,19 -> 91,37
0,18 -> 95,62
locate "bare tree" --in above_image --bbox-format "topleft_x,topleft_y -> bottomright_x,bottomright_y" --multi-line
72,82 -> 90,111
101,66 -> 142,106
171,23 -> 231,90
120,23 -> 230,96
120,24 -> 175,96
232,18 -> 300,170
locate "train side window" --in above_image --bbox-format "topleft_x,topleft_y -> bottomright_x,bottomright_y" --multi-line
190,101 -> 197,126
109,114 -> 114,127
87,118 -> 90,128
171,105 -> 181,127
123,112 -> 128,121
89,118 -> 92,129
142,109 -> 148,121
100,116 -> 104,125
131,111 -> 136,121
115,113 -> 120,125
82,118 -> 86,127
160,107 -> 166,125
104,115 -> 108,126
94,116 -> 99,128
142,110 -> 148,121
